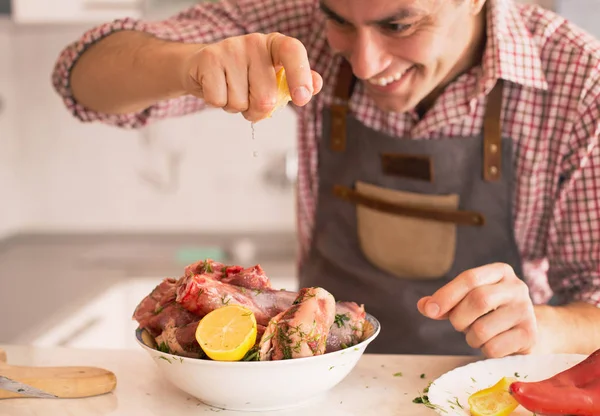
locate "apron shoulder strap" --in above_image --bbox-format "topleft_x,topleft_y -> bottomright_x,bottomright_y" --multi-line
333,59 -> 356,101
330,59 -> 355,152
483,79 -> 504,182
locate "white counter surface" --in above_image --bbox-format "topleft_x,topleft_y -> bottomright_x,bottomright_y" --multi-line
0,344 -> 479,416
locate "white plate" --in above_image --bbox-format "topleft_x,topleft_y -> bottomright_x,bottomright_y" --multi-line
427,353 -> 587,415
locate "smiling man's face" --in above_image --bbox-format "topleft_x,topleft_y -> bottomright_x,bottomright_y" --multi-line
320,0 -> 487,114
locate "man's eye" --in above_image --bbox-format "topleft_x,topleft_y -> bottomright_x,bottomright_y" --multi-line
381,22 -> 412,33
328,15 -> 349,26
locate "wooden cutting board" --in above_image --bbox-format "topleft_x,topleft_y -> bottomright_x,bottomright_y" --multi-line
0,347 -> 117,399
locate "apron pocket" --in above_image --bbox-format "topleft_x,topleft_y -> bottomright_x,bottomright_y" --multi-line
333,181 -> 484,280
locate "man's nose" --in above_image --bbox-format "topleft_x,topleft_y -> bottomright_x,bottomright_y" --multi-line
349,31 -> 391,80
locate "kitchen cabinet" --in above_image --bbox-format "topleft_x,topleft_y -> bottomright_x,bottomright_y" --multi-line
11,0 -> 142,24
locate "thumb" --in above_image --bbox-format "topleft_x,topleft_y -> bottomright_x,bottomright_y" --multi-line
268,32 -> 314,106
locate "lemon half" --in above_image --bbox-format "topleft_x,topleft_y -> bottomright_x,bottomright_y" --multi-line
265,67 -> 292,118
468,377 -> 519,416
195,305 -> 257,361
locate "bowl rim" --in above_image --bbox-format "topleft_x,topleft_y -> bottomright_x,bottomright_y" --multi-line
135,313 -> 381,367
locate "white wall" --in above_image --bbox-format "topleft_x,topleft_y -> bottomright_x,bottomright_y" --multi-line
555,0 -> 600,38
0,18 -> 24,239
5,23 -> 297,236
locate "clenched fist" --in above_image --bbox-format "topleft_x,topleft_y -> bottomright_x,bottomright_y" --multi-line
180,32 -> 323,122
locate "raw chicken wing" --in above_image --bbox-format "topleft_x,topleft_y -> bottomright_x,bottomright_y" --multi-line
259,287 -> 335,360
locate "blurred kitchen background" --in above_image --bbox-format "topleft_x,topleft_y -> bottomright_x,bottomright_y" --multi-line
0,0 -> 597,351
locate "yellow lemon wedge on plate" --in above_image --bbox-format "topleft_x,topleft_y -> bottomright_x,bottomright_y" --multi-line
195,305 -> 257,361
468,377 -> 519,416
265,67 -> 292,118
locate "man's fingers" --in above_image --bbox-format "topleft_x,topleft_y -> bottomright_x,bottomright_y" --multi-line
244,50 -> 278,122
201,69 -> 228,108
424,263 -> 517,318
223,65 -> 250,113
480,321 -> 537,358
311,70 -> 324,95
464,304 -> 524,349
416,296 -> 430,315
269,33 -> 314,106
448,282 -> 519,332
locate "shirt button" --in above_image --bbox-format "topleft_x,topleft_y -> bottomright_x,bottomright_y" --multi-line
490,166 -> 498,175
469,99 -> 477,112
490,144 -> 498,153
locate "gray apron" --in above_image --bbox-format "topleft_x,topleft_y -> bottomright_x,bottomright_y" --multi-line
299,60 -> 524,355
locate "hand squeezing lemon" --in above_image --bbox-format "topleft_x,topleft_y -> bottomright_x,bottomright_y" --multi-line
195,304 -> 257,361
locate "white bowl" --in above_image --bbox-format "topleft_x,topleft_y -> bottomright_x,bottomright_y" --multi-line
135,313 -> 380,412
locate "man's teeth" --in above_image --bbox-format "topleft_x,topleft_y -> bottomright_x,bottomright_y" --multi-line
368,69 -> 409,86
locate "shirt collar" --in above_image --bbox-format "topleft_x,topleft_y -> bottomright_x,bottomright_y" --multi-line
477,0 -> 549,95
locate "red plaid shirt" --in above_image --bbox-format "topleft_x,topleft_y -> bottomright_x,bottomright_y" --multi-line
52,0 -> 600,306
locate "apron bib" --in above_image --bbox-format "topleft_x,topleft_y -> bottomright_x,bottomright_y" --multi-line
299,60 -> 524,355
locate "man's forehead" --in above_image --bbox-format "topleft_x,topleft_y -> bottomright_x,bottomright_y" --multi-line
320,0 -> 442,22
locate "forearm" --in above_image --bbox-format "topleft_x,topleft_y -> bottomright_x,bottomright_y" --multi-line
70,30 -> 203,114
534,302 -> 600,355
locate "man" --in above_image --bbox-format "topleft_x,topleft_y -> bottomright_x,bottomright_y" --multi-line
52,0 -> 600,357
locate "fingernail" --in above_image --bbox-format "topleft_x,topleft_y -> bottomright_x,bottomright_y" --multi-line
292,86 -> 310,103
425,302 -> 440,318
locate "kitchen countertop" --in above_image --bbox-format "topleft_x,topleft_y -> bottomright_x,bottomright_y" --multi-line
0,344 -> 480,416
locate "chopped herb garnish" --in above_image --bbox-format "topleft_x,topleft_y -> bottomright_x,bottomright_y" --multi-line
157,342 -> 170,353
449,397 -> 463,409
515,372 -> 520,378
393,372 -> 403,377
413,382 -> 445,412
204,260 -> 213,273
334,313 -> 350,328
420,373 -> 426,378
242,346 -> 260,361
158,356 -> 172,363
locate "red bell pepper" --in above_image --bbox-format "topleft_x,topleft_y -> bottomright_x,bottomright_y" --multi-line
509,347 -> 600,416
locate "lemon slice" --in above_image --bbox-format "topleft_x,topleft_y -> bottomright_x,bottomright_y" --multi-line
468,377 -> 519,416
195,305 -> 257,361
265,67 -> 292,118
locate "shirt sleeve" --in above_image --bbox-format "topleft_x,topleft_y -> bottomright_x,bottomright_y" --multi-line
546,73 -> 600,307
51,0 -> 318,129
